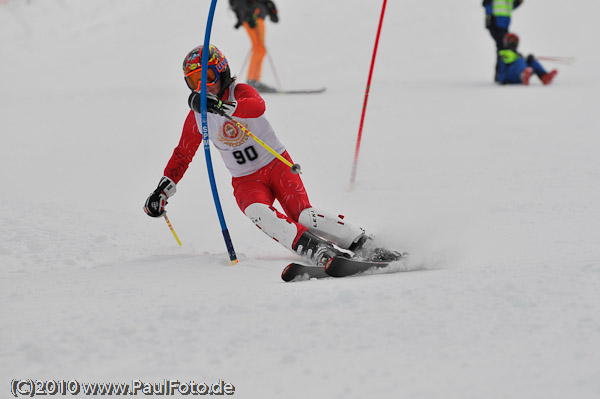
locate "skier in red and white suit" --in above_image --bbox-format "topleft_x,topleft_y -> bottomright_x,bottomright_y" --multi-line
144,45 -> 399,265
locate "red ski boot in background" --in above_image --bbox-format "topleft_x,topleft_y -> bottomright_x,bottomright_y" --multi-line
541,69 -> 558,85
520,67 -> 533,85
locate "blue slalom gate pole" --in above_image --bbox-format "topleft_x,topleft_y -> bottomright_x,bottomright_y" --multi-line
201,0 -> 238,264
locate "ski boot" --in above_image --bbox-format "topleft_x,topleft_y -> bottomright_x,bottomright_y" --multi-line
520,67 -> 533,85
348,234 -> 406,262
293,231 -> 349,266
541,70 -> 558,86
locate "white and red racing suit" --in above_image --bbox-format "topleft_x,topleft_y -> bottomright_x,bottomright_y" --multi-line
163,83 -> 313,248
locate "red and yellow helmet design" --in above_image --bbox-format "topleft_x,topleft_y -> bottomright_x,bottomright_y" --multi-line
183,44 -> 229,91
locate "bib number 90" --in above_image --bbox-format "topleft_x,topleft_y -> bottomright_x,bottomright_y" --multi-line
233,146 -> 258,164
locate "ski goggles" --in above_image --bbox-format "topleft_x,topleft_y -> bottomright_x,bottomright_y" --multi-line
184,64 -> 221,91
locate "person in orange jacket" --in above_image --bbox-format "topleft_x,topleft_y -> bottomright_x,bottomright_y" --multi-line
229,0 -> 279,93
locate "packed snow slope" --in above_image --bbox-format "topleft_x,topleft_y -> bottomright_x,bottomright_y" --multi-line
2,0 -> 600,398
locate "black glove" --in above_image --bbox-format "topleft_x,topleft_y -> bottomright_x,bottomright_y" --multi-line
233,9 -> 257,29
265,0 -> 278,23
233,9 -> 244,29
246,12 -> 258,28
144,177 -> 176,218
188,91 -> 237,117
485,13 -> 495,29
231,1 -> 256,29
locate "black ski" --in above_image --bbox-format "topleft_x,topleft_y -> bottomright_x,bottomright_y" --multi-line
324,257 -> 390,278
281,263 -> 329,282
281,257 -> 396,282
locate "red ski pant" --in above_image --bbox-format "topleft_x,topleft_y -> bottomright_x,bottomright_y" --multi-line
232,151 -> 310,239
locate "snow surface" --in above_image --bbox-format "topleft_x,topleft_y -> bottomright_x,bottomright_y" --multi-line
2,0 -> 600,398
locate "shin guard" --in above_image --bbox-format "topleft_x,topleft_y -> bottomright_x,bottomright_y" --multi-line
244,203 -> 304,250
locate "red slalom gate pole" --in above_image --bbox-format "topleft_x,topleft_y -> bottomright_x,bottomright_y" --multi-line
349,0 -> 388,190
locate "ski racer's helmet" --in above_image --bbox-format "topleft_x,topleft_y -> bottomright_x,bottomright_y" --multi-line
183,44 -> 233,94
503,33 -> 519,51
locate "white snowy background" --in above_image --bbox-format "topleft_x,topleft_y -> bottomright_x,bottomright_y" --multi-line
1,0 -> 599,398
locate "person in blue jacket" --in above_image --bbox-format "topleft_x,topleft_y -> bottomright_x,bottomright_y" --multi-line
483,0 -> 523,81
496,33 -> 557,86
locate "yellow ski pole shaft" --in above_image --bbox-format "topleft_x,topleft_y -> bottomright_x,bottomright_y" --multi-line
223,115 -> 302,175
163,214 -> 182,246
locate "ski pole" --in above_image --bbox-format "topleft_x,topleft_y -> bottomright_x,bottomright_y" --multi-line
536,56 -> 575,65
223,114 -> 302,174
265,47 -> 283,91
349,0 -> 388,190
163,214 -> 182,246
239,48 -> 251,79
